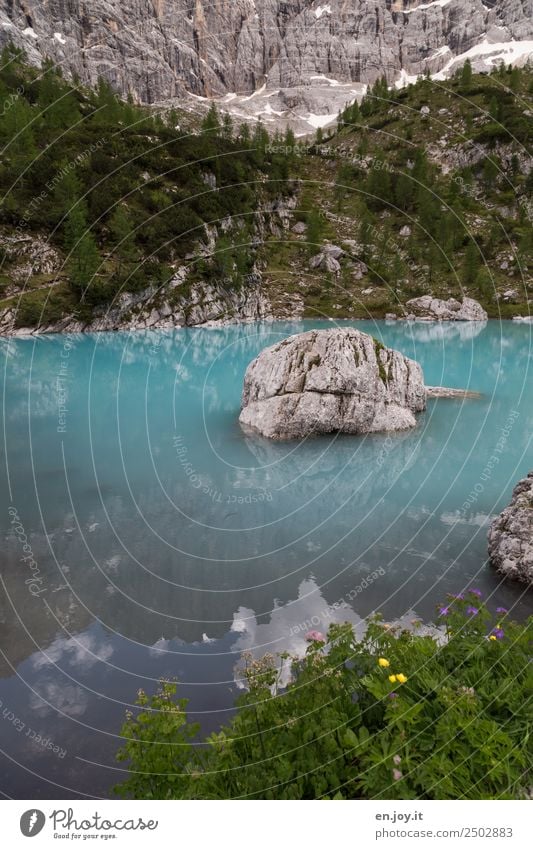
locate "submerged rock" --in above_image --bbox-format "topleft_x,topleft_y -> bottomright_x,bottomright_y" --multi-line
239,328 -> 426,440
488,472 -> 533,585
426,386 -> 482,399
406,296 -> 488,321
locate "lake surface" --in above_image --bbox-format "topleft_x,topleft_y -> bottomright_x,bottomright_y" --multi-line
0,319 -> 531,798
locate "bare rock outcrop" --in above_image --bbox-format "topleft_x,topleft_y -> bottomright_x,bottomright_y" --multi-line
488,472 -> 533,585
239,328 -> 426,440
406,296 -> 488,321
0,1 -> 531,131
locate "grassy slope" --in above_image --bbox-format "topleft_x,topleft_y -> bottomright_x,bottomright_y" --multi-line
261,68 -> 533,319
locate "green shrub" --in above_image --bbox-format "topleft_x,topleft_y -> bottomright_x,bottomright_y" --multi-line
115,594 -> 532,800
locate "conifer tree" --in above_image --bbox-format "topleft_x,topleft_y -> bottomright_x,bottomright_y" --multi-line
202,102 -> 220,134
460,59 -> 473,90
238,122 -> 251,146
65,205 -> 100,296
93,76 -> 120,125
222,112 -> 233,140
109,205 -> 136,274
462,240 -> 481,286
50,166 -> 81,225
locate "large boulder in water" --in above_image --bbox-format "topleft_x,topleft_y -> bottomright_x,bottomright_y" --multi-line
239,328 -> 426,440
488,472 -> 533,585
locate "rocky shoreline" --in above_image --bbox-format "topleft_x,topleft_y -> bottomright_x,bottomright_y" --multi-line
489,472 -> 533,586
0,290 -> 507,337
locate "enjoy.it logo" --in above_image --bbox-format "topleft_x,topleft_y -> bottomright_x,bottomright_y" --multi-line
20,810 -> 46,837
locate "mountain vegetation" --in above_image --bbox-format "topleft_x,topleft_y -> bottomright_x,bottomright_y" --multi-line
0,48 -> 531,329
259,62 -> 532,319
115,597 -> 533,800
0,45 -> 292,328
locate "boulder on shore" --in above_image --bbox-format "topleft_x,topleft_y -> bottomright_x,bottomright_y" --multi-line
239,328 -> 426,440
488,472 -> 533,585
406,296 -> 488,321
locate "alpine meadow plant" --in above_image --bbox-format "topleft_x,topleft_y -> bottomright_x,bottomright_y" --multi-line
115,598 -> 532,800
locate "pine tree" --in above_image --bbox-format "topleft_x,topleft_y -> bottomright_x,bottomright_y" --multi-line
64,205 -> 101,296
367,164 -> 392,211
93,76 -> 120,125
202,102 -> 220,134
50,166 -> 81,225
238,122 -> 251,146
510,66 -> 521,92
252,120 -> 269,166
37,61 -> 80,131
108,206 -> 136,274
221,112 -> 233,140
2,97 -> 36,178
412,148 -> 429,185
460,59 -> 473,90
125,92 -> 141,127
483,156 -> 499,189
334,164 -> 352,212
475,266 -> 493,300
166,107 -> 179,131
284,127 -> 296,149
462,240 -> 480,286
394,171 -> 414,211
283,126 -> 296,165
488,96 -> 500,122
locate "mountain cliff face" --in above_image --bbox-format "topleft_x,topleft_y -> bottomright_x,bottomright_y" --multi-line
1,0 -> 532,110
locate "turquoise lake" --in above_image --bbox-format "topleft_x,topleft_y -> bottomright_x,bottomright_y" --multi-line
0,319 -> 532,798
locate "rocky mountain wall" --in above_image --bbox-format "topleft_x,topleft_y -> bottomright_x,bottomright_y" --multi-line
0,1 -> 531,104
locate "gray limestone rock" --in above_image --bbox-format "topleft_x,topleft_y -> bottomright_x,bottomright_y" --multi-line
0,1 -> 531,130
488,472 -> 533,585
239,327 -> 426,440
406,296 -> 488,321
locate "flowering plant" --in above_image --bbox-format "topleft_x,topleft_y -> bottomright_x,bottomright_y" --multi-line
116,599 -> 532,801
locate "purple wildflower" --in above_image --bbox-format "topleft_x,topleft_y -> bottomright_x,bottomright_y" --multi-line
496,607 -> 508,615
388,692 -> 398,699
469,588 -> 482,598
438,606 -> 450,616
492,628 -> 505,640
466,606 -> 479,616
447,593 -> 465,601
392,769 -> 403,781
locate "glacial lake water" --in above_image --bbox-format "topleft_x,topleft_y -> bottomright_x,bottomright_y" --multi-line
0,319 -> 532,799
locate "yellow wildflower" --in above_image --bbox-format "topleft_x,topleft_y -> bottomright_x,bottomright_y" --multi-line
388,674 -> 397,683
489,635 -> 497,641
378,658 -> 390,668
396,673 -> 408,684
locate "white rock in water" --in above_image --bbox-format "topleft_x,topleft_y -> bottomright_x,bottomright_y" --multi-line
239,328 -> 426,440
488,472 -> 533,585
406,296 -> 488,321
